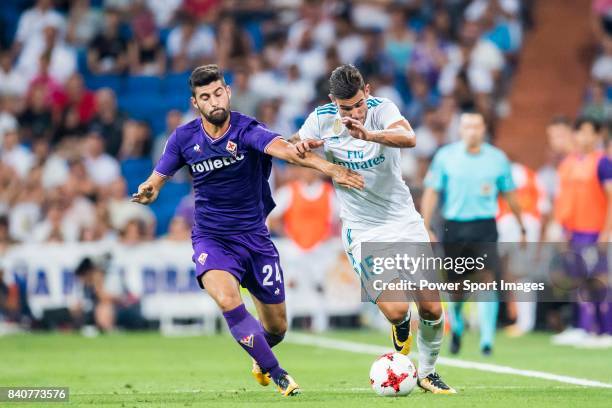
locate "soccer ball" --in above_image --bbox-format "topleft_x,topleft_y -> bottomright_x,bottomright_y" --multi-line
369,352 -> 417,396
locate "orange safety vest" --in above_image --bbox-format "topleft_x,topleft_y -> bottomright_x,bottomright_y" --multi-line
498,163 -> 542,220
555,151 -> 607,233
283,181 -> 334,250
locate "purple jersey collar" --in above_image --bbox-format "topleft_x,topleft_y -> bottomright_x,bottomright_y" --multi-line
199,114 -> 233,144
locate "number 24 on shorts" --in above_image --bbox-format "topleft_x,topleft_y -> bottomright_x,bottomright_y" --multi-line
261,263 -> 282,286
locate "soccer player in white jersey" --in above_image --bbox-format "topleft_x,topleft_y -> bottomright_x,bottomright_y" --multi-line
294,65 -> 455,394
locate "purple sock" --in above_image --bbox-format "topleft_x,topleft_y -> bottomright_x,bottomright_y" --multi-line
263,329 -> 284,348
223,304 -> 286,380
604,302 -> 612,335
578,302 -> 596,333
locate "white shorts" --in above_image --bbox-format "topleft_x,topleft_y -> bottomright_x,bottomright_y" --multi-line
341,217 -> 431,302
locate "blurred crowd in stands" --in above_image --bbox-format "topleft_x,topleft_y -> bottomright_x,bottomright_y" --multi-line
585,1 -> 612,125
0,0 -> 533,250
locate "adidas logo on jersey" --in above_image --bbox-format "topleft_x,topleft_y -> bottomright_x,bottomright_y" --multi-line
190,154 -> 245,173
332,154 -> 385,170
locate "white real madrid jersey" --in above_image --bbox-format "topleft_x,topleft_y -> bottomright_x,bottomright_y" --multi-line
298,96 -> 421,229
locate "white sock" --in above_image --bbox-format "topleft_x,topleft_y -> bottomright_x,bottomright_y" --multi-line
417,314 -> 444,379
516,301 -> 536,333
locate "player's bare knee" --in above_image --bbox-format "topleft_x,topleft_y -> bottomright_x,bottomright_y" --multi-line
418,301 -> 442,321
380,303 -> 409,325
261,311 -> 287,335
278,316 -> 289,335
215,292 -> 242,312
267,320 -> 287,337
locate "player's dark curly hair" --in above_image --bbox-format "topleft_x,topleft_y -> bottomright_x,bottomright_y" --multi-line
329,64 -> 365,100
189,64 -> 226,96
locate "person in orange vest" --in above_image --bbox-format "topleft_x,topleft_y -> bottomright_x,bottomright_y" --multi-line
268,166 -> 339,332
269,166 -> 338,251
555,119 -> 609,242
497,162 -> 551,336
498,163 -> 550,242
554,117 -> 612,340
535,116 -> 576,242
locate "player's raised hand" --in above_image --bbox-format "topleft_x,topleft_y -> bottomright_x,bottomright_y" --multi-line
131,182 -> 159,205
342,117 -> 370,141
294,139 -> 324,158
329,165 -> 365,190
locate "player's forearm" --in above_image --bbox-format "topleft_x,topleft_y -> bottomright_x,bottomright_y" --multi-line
504,191 -> 526,232
539,212 -> 550,242
290,151 -> 335,176
367,128 -> 416,148
146,172 -> 168,191
267,138 -> 334,176
421,188 -> 439,230
132,172 -> 167,204
266,138 -> 363,190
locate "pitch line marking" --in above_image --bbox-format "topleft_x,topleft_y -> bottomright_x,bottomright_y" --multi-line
70,385 -> 583,396
286,333 -> 612,389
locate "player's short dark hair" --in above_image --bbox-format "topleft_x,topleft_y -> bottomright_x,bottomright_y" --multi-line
548,115 -> 572,127
574,116 -> 602,132
329,64 -> 365,100
75,258 -> 95,277
189,64 -> 226,96
460,106 -> 482,117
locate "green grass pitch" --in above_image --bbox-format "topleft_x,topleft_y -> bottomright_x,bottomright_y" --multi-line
1,330 -> 611,407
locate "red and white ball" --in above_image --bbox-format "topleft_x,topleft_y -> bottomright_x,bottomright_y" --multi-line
369,352 -> 417,396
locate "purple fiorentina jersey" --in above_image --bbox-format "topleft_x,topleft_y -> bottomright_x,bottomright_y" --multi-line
155,111 -> 280,235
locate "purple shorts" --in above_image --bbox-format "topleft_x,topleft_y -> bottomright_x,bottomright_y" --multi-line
192,230 -> 285,304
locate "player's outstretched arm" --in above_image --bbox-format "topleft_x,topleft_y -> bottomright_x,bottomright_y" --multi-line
266,138 -> 364,190
131,172 -> 167,205
343,117 -> 416,148
293,138 -> 324,158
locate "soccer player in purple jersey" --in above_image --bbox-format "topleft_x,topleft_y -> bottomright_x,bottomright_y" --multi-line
131,65 -> 364,396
